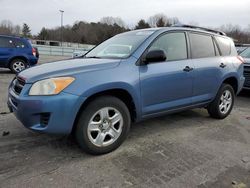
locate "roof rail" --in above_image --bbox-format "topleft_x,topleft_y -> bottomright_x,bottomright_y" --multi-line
172,24 -> 226,36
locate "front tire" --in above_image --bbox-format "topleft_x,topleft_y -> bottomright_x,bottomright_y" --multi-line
75,96 -> 131,155
207,84 -> 235,119
10,59 -> 27,74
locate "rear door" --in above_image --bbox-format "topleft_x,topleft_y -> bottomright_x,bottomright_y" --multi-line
0,37 -> 15,67
188,32 -> 225,103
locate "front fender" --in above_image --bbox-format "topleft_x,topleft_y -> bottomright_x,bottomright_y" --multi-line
80,82 -> 141,120
63,58 -> 142,120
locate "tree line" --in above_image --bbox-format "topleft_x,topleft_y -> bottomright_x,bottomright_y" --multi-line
0,14 -> 250,45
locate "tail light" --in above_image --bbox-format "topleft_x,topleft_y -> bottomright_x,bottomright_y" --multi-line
237,56 -> 245,64
32,47 -> 36,57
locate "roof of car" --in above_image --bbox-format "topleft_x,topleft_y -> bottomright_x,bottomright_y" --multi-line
0,34 -> 28,40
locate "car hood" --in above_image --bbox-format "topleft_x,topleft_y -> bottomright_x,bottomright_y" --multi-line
19,58 -> 121,83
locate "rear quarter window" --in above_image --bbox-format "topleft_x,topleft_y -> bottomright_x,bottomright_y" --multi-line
215,36 -> 231,56
14,39 -> 27,48
189,33 -> 215,59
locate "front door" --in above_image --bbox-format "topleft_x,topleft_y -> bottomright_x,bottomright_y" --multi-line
139,32 -> 194,116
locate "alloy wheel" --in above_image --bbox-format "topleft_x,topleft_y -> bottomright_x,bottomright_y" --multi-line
219,90 -> 232,114
87,107 -> 123,147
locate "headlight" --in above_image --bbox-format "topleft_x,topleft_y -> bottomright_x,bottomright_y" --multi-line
29,77 -> 75,96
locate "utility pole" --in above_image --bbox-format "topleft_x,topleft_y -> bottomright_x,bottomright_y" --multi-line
59,10 -> 64,47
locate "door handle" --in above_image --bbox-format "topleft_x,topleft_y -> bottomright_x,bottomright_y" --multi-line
183,66 -> 194,72
220,63 -> 227,68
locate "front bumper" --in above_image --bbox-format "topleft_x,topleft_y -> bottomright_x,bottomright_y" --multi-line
8,83 -> 86,135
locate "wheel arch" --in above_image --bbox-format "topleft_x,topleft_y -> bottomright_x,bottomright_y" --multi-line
71,88 -> 138,134
222,76 -> 238,94
8,56 -> 29,68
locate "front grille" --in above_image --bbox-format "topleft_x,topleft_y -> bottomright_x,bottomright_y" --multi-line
244,65 -> 250,88
12,77 -> 25,95
40,113 -> 51,127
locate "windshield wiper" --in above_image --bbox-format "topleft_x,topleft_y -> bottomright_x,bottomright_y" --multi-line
85,56 -> 101,59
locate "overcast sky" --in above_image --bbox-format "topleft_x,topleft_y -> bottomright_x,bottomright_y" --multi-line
0,0 -> 249,34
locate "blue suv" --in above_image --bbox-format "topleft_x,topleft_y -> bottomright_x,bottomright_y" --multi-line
0,35 -> 38,73
8,25 -> 245,154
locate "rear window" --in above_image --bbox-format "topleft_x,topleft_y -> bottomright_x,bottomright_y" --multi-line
189,33 -> 215,59
0,37 -> 15,48
215,36 -> 231,56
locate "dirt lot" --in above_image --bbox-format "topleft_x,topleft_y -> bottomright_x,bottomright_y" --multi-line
0,55 -> 250,188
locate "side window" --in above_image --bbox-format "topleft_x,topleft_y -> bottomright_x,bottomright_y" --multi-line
148,32 -> 187,61
189,33 -> 215,58
14,39 -> 26,48
0,37 -> 15,48
215,36 -> 231,56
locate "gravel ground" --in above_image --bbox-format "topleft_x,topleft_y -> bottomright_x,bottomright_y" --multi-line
0,55 -> 250,188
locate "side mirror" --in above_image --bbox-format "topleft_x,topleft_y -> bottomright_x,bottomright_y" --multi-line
144,50 -> 166,64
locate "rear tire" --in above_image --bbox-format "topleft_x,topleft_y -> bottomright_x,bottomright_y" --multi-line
207,84 -> 235,119
9,59 -> 27,74
75,96 -> 131,155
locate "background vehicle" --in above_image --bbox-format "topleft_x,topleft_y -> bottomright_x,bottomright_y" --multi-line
235,44 -> 249,54
8,26 -> 244,154
239,46 -> 250,89
0,35 -> 39,73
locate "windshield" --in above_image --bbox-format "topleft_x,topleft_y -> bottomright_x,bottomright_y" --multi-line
240,47 -> 250,58
85,30 -> 155,59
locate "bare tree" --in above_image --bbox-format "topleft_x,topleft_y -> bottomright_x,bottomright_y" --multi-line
0,20 -> 14,34
13,25 -> 21,35
168,17 -> 180,26
0,20 -> 22,36
100,16 -> 125,28
148,14 -> 168,27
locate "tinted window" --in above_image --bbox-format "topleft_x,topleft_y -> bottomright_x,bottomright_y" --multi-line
0,37 -> 14,48
189,33 -> 215,58
14,39 -> 27,48
240,47 -> 250,58
149,32 -> 187,61
215,36 -> 231,56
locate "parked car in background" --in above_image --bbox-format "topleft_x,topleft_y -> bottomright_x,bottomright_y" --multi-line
8,25 -> 245,155
72,50 -> 89,58
239,46 -> 250,89
0,35 -> 39,73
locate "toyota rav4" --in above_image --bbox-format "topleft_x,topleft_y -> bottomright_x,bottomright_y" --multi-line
8,25 -> 245,154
